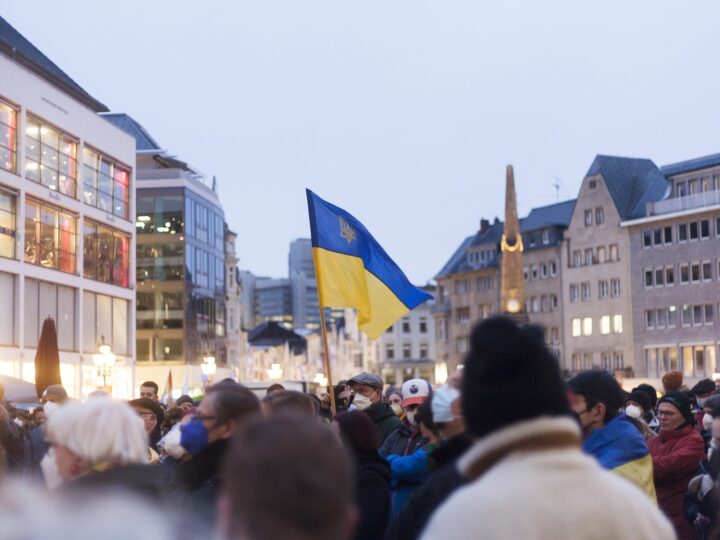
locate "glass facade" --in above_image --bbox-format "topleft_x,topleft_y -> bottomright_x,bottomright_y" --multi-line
25,116 -> 77,197
24,198 -> 76,274
0,100 -> 17,173
83,290 -> 128,356
82,147 -> 130,219
83,219 -> 130,287
0,187 -> 17,259
24,278 -> 76,351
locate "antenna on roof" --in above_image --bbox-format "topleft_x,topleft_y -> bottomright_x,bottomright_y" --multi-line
552,177 -> 560,202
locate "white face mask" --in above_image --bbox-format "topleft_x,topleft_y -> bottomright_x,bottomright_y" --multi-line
157,423 -> 187,459
352,393 -> 372,411
390,403 -> 403,416
43,401 -> 60,418
625,405 -> 642,419
703,413 -> 714,431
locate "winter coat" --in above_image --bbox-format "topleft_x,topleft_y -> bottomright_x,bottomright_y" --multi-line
365,402 -> 403,445
67,462 -> 172,502
380,422 -> 427,518
582,413 -> 657,501
421,417 -> 675,540
354,453 -> 392,540
649,423 -> 705,540
384,434 -> 472,540
684,472 -> 715,540
0,415 -> 25,473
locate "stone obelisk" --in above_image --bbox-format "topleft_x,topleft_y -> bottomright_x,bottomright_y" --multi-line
500,165 -> 528,322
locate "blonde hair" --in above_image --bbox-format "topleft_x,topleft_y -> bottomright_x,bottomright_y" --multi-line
45,398 -> 148,468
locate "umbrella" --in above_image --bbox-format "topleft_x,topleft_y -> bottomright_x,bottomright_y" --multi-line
0,375 -> 39,403
35,317 -> 62,398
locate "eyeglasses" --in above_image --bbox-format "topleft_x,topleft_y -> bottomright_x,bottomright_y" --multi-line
657,410 -> 678,417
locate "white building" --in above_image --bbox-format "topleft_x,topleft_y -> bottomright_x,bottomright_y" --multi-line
0,17 -> 136,398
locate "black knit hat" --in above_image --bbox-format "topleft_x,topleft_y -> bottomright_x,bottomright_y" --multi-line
626,390 -> 652,413
461,317 -> 571,438
632,384 -> 658,409
692,379 -> 715,396
567,370 -> 625,410
658,391 -> 695,425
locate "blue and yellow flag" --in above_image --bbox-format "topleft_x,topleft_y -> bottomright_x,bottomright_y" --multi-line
306,189 -> 432,339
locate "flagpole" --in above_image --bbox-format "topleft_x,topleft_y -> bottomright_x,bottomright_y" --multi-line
312,249 -> 337,417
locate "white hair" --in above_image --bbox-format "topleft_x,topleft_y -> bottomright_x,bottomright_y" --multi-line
45,397 -> 149,468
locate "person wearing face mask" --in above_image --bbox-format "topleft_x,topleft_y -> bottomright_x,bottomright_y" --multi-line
28,384 -> 68,475
347,372 -> 401,444
692,379 -> 716,432
624,391 -> 657,441
384,388 -> 405,420
568,370 -> 657,501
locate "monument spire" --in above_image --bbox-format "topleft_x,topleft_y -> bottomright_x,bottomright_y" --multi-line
500,164 -> 527,319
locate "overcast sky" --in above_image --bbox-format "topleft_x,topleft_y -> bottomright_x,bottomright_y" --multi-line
2,1 -> 720,283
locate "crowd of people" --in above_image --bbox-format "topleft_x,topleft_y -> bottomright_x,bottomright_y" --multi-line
1,316 -> 719,538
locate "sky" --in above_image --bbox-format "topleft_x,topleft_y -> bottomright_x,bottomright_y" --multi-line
2,1 -> 720,284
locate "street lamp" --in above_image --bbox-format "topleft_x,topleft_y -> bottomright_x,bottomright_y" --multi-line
92,336 -> 116,391
267,363 -> 283,380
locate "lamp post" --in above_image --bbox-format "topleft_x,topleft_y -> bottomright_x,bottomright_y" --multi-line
92,336 -> 116,393
201,356 -> 216,387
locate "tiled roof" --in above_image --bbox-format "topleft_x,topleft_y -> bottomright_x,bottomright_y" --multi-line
585,155 -> 669,220
0,16 -> 107,112
660,152 -> 720,177
520,199 -> 576,232
100,113 -> 162,151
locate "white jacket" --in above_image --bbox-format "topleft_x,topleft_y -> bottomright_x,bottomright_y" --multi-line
421,416 -> 675,540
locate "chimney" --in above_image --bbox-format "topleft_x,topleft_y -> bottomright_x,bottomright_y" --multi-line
480,218 -> 489,233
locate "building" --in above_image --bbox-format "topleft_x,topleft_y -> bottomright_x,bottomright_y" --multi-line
254,277 -> 292,326
225,226 -> 246,372
434,200 -> 572,374
103,113 -> 230,392
289,238 -> 320,329
376,285 -> 438,385
0,16 -> 136,398
625,153 -> 720,380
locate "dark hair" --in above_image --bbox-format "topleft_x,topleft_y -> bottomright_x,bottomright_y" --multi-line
415,397 -> 437,434
140,381 -> 159,394
160,406 -> 185,436
266,383 -> 286,395
334,411 -> 379,455
582,394 -> 618,423
205,382 -> 261,425
263,390 -> 316,417
221,414 -> 353,540
633,383 -> 658,409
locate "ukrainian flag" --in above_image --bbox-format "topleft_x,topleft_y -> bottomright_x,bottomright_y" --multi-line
306,190 -> 433,339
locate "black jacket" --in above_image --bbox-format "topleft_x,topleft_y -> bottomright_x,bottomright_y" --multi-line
354,453 -> 392,540
67,462 -> 172,502
364,402 -> 403,445
0,415 -> 25,473
384,434 -> 473,540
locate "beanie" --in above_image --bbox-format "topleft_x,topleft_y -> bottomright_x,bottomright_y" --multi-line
662,371 -> 683,392
658,391 -> 694,425
461,317 -> 571,438
632,383 -> 658,410
625,390 -> 652,413
692,379 -> 715,396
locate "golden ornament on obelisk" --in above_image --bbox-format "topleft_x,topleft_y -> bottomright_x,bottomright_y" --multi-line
500,165 -> 527,320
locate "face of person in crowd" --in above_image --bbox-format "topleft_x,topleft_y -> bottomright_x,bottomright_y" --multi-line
569,393 -> 605,438
352,384 -> 381,407
405,403 -> 420,425
41,396 -> 63,417
386,393 -> 403,416
140,386 -> 158,402
195,393 -> 233,444
658,402 -> 685,432
178,401 -> 194,413
132,405 -> 158,434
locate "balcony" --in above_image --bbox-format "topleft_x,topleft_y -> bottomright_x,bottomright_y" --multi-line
647,190 -> 720,216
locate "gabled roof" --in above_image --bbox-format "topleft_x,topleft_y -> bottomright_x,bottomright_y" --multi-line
520,199 -> 576,232
585,155 -> 669,220
469,219 -> 504,247
101,113 -> 162,151
660,152 -> 720,177
435,235 -> 474,279
0,16 -> 107,112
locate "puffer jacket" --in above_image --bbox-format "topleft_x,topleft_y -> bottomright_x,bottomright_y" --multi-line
648,424 -> 705,540
380,422 -> 427,518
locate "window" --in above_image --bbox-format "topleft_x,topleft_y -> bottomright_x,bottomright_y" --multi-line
402,343 -> 411,359
457,308 -> 470,325
703,261 -> 712,281
528,234 -> 536,248
573,250 -> 581,267
540,263 -> 548,279
456,337 -> 469,353
82,291 -> 128,356
653,228 -> 662,246
25,116 -> 77,197
584,210 -> 593,227
656,308 -> 666,328
597,246 -> 606,263
589,180 -> 597,189
677,180 -> 687,197
705,304 -> 714,325
0,99 -> 17,174
613,314 -> 623,334
585,249 -> 593,266
0,186 -> 16,259
643,229 -> 652,248
550,327 -> 559,344
611,279 -> 621,298
581,282 -> 591,302
601,352 -> 612,371
531,296 -> 540,313
419,317 -> 427,333
24,198 -> 76,273
665,266 -> 675,286
682,304 -> 692,326
549,260 -> 557,276
82,147 -> 130,219
541,295 -> 548,312
691,262 -> 701,283
531,265 -> 538,280
690,221 -> 699,240
455,280 -> 469,294
479,304 -> 492,319
679,263 -> 689,284
645,309 -> 655,329
598,280 -> 608,299
717,217 -> 720,238
664,226 -> 673,244
582,317 -> 593,336
0,272 -> 14,345
386,344 -> 394,360
570,284 -> 579,303
701,219 -> 710,239
137,193 -> 183,235
402,317 -> 410,332
550,295 -> 558,311
609,244 -> 618,261
693,305 -> 703,326
542,230 -> 550,244
668,305 -> 677,327
419,343 -> 428,358
600,315 -> 611,335
655,268 -> 664,287
83,220 -> 130,287
613,352 -> 624,370
572,318 -> 581,337
25,279 -> 76,351
678,223 -> 688,242
595,207 -> 605,225
644,269 -> 653,288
